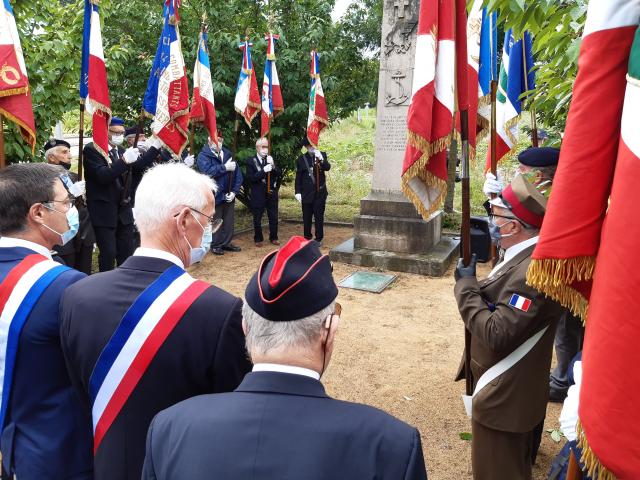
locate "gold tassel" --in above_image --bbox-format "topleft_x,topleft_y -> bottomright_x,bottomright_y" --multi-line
0,86 -> 29,98
525,257 -> 595,322
577,420 -> 617,480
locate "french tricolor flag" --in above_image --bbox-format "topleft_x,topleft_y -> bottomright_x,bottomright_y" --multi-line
234,39 -> 261,127
509,294 -> 532,312
189,28 -> 217,145
80,0 -> 111,161
307,50 -> 329,147
143,0 -> 190,158
260,33 -> 284,137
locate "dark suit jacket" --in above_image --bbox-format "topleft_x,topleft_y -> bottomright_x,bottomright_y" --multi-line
245,154 -> 280,208
54,172 -> 95,257
454,244 -> 563,432
60,255 -> 252,480
83,143 -> 158,228
196,145 -> 243,205
0,247 -> 92,479
295,151 -> 331,204
142,371 -> 428,480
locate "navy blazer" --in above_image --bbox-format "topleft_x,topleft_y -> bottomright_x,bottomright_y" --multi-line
196,144 -> 243,204
143,371 -> 428,480
294,151 -> 331,204
0,246 -> 92,479
245,154 -> 280,208
60,255 -> 252,480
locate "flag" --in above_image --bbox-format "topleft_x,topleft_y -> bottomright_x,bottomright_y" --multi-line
0,0 -> 35,152
143,0 -> 190,157
80,0 -> 111,161
402,0 -> 455,220
307,50 -> 329,148
190,27 -> 217,144
485,30 -> 534,170
260,33 -> 284,137
234,39 -> 261,127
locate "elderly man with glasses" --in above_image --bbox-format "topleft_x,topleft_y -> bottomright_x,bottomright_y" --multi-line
60,163 -> 252,480
454,174 -> 564,480
142,236 -> 428,480
0,163 -> 93,479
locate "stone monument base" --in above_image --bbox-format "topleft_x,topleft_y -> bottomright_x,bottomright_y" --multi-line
329,191 -> 459,276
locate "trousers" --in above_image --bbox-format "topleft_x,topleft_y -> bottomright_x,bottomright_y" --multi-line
93,223 -> 134,272
472,420 -> 534,480
549,312 -> 584,395
302,195 -> 327,242
252,195 -> 279,243
211,200 -> 235,249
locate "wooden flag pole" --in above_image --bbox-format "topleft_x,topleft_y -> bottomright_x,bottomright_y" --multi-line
0,113 -> 5,169
522,37 -> 538,147
121,108 -> 145,205
490,80 -> 498,177
267,120 -> 272,195
230,113 -> 240,195
78,101 -> 86,179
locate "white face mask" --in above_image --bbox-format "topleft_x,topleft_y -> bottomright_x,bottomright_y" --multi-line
182,212 -> 208,266
259,147 -> 268,156
111,134 -> 124,146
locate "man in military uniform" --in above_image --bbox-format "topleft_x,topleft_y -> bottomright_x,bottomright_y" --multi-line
83,117 -> 161,271
44,138 -> 95,274
455,175 -> 564,479
294,137 -> 331,245
196,130 -> 243,255
142,237 -> 428,480
245,137 -> 280,247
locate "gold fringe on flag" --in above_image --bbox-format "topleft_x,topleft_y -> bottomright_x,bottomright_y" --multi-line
577,420 -> 617,480
526,256 -> 595,322
0,86 -> 29,98
0,105 -> 36,154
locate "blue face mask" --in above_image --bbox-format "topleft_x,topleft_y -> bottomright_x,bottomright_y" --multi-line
200,224 -> 213,252
184,212 -> 208,266
43,205 -> 79,246
489,218 -> 515,246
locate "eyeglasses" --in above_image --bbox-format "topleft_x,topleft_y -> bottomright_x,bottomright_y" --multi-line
41,196 -> 75,211
174,207 -> 223,233
489,213 -> 528,228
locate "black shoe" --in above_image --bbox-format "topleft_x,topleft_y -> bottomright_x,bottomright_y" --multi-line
222,244 -> 242,252
211,247 -> 224,256
548,388 -> 567,403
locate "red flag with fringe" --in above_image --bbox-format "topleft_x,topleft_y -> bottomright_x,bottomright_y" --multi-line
402,0 -> 455,220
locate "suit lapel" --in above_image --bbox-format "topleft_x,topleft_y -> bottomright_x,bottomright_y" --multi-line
481,244 -> 535,288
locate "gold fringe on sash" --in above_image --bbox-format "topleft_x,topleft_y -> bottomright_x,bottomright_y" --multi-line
577,420 -> 617,480
525,256 -> 595,322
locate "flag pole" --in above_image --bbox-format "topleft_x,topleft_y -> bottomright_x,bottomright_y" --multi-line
267,119 -> 272,195
231,113 -> 239,195
78,101 -> 85,179
0,114 -> 5,169
121,108 -> 145,205
522,36 -> 538,147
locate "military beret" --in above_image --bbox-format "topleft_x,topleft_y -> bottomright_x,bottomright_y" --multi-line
110,117 -> 125,127
43,138 -> 71,152
245,236 -> 338,322
489,174 -> 547,228
125,126 -> 143,138
518,147 -> 560,168
299,137 -> 312,148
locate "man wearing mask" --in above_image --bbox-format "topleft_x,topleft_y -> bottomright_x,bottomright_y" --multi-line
196,129 -> 243,256
44,138 -> 95,274
0,163 -> 93,479
245,137 -> 280,247
295,137 -> 331,246
60,163 -> 252,480
83,117 -> 161,272
454,175 -> 563,479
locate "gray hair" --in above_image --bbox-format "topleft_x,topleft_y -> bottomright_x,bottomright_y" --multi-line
255,137 -> 268,148
242,301 -> 336,356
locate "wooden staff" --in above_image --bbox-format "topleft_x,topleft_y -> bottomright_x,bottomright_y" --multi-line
230,114 -> 240,195
121,109 -> 145,205
78,101 -> 85,178
567,450 -> 584,480
267,122 -> 272,195
189,122 -> 195,156
522,37 -> 538,147
0,113 -> 5,169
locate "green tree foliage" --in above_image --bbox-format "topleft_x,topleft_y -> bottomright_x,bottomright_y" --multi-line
4,0 -> 382,171
485,0 -> 587,139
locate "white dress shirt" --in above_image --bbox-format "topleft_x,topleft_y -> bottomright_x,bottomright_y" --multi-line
559,360 -> 582,442
0,236 -> 53,259
133,247 -> 184,269
252,363 -> 321,381
488,236 -> 539,278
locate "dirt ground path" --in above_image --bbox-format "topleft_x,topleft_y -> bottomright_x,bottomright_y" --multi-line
191,223 -> 562,480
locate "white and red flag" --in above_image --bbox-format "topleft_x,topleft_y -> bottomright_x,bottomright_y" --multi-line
260,33 -> 284,137
0,0 -> 36,152
402,0 -> 456,220
307,50 -> 328,147
234,39 -> 261,127
190,27 -> 217,145
142,0 -> 190,157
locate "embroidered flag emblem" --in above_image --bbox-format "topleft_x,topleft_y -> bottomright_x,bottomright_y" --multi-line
509,294 -> 532,312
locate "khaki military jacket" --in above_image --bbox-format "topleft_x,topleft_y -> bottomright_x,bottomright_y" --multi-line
454,244 -> 564,432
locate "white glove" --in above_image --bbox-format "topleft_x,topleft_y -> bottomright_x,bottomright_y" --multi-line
314,150 -> 323,160
264,164 -> 273,173
144,136 -> 163,151
225,192 -> 236,203
266,156 -> 274,165
184,154 -> 195,167
69,180 -> 86,198
123,147 -> 140,164
483,172 -> 504,196
225,160 -> 237,172
295,193 -> 302,203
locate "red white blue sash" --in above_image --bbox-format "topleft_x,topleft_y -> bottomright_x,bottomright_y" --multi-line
0,254 -> 71,429
88,265 -> 209,452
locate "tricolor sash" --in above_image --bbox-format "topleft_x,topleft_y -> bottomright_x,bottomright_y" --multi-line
0,254 -> 71,429
89,265 -> 209,452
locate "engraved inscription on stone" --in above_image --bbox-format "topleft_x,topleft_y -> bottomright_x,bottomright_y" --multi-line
394,0 -> 410,19
385,70 -> 410,107
378,115 -> 408,152
383,0 -> 418,57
